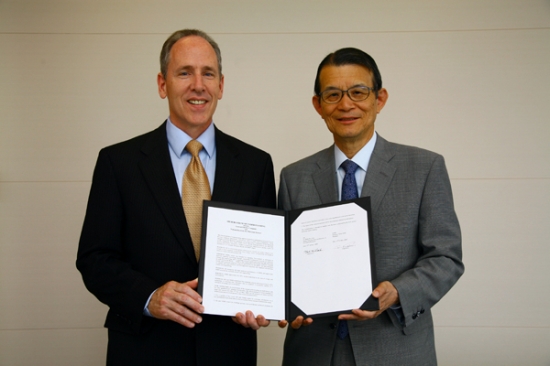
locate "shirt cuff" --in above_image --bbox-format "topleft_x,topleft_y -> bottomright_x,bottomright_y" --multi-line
390,304 -> 405,325
143,289 -> 157,317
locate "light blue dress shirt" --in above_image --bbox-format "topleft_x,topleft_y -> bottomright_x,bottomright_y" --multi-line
143,119 -> 217,316
166,118 -> 216,195
334,132 -> 377,199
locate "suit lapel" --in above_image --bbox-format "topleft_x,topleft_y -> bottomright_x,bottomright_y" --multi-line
211,128 -> 243,202
312,147 -> 339,204
139,122 -> 197,265
361,135 -> 396,213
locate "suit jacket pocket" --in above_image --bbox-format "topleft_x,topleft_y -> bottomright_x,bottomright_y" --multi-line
105,309 -> 155,335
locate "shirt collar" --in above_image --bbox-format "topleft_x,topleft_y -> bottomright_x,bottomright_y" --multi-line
334,132 -> 378,172
166,118 -> 216,158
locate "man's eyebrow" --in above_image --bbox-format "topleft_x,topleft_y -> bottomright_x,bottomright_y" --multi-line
202,65 -> 218,73
323,83 -> 369,90
172,64 -> 219,75
174,65 -> 192,72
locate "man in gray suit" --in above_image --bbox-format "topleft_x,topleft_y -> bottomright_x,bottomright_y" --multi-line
278,47 -> 464,365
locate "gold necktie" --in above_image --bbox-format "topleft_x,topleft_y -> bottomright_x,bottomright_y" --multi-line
182,140 -> 211,261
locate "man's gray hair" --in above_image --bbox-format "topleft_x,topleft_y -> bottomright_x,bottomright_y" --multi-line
160,29 -> 222,78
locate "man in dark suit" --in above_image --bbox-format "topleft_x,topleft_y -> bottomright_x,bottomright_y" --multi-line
76,29 -> 276,365
278,48 -> 464,365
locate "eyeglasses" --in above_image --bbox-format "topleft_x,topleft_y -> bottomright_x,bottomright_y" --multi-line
319,86 -> 374,104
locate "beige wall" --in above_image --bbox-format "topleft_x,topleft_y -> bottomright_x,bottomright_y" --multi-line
1,0 -> 549,364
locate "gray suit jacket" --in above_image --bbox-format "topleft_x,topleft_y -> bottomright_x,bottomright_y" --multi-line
278,135 -> 463,366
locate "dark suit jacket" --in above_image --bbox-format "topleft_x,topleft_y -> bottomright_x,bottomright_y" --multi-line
77,122 -> 276,365
278,135 -> 464,366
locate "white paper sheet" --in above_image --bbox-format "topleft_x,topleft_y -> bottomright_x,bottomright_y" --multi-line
290,202 -> 372,315
200,207 -> 286,320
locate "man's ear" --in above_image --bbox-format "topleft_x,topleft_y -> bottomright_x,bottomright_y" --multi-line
157,73 -> 167,99
312,95 -> 323,117
376,88 -> 389,113
217,74 -> 225,100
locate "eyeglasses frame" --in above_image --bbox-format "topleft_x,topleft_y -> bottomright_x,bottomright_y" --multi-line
318,85 -> 375,104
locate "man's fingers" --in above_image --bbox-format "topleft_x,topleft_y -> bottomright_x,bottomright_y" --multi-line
174,280 -> 202,302
256,314 -> 270,327
172,300 -> 203,322
148,280 -> 204,328
371,281 -> 399,311
169,304 -> 203,327
290,316 -> 304,329
342,309 -> 377,320
233,311 -> 271,330
155,293 -> 203,326
233,312 -> 255,329
175,292 -> 204,314
169,280 -> 204,314
289,316 -> 313,329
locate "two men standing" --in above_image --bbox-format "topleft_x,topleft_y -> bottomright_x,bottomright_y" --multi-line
77,30 -> 463,366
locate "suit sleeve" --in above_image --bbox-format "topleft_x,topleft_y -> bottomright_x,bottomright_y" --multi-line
76,149 -> 158,333
257,154 -> 277,209
277,168 -> 292,211
390,155 -> 464,328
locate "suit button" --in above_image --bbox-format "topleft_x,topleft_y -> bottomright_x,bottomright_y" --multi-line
420,309 -> 425,314
329,323 -> 336,329
412,314 -> 417,320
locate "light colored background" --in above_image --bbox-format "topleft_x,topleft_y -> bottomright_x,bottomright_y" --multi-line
1,0 -> 549,365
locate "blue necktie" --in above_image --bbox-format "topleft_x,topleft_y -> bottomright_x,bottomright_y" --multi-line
337,159 -> 359,339
341,160 -> 359,201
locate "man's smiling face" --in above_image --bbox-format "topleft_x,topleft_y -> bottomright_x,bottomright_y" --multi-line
157,35 -> 224,138
312,64 -> 387,152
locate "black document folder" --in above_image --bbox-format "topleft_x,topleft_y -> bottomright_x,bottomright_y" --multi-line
197,197 -> 378,321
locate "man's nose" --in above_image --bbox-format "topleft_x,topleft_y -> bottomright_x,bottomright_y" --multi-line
337,92 -> 355,109
191,76 -> 205,91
